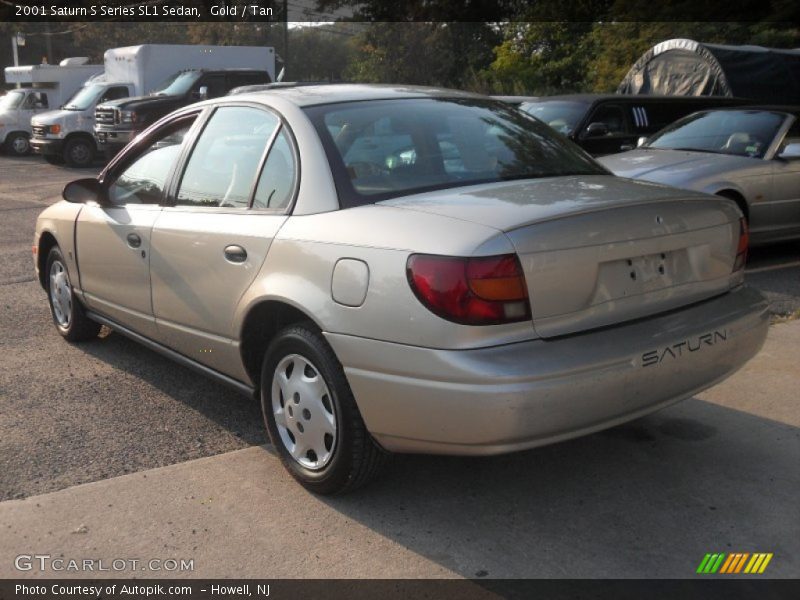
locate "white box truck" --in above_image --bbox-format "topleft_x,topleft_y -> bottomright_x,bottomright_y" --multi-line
31,44 -> 275,166
1,58 -> 102,156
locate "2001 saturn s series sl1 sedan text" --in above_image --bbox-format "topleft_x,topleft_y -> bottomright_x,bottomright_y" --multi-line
34,84 -> 769,494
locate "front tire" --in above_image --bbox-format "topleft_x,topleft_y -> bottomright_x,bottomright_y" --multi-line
63,137 -> 95,168
45,246 -> 101,342
4,132 -> 30,156
260,324 -> 388,494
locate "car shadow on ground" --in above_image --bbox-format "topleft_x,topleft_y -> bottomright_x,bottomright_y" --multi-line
78,328 -> 799,579
318,400 -> 800,578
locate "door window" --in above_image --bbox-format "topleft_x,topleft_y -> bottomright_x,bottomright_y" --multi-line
22,92 -> 48,110
108,117 -> 196,206
585,105 -> 625,135
176,106 -> 280,208
253,129 -> 296,210
100,86 -> 129,103
197,74 -> 227,98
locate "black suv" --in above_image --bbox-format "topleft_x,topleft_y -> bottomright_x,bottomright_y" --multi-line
94,68 -> 271,158
518,94 -> 749,156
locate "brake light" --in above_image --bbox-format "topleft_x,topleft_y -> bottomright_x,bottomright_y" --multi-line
733,218 -> 748,272
406,253 -> 531,325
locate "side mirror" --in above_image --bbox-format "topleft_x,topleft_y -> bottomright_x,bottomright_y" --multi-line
63,178 -> 105,205
776,142 -> 800,160
194,85 -> 209,101
637,136 -> 648,148
584,122 -> 609,138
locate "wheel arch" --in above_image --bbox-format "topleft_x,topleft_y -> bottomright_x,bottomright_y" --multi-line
239,298 -> 324,389
714,188 -> 749,222
64,131 -> 97,148
37,231 -> 59,289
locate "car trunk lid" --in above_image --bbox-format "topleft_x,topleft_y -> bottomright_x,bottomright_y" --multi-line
381,175 -> 743,338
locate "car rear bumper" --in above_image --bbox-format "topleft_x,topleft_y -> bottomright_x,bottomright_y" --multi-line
326,285 -> 769,456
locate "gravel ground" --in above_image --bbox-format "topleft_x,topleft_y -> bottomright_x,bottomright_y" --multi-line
1,153 -> 799,501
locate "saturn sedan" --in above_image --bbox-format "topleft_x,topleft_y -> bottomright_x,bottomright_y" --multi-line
34,85 -> 769,494
599,107 -> 800,245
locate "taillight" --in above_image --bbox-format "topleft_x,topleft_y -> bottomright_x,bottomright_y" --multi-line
733,218 -> 748,272
406,253 -> 531,325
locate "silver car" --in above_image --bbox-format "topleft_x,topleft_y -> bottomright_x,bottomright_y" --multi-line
34,85 -> 769,494
599,107 -> 800,245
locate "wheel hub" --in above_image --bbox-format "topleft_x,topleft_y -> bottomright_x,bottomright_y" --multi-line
271,354 -> 337,470
49,260 -> 72,327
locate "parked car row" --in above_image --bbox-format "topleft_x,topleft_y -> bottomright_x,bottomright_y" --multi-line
2,44 -> 275,166
34,83 -> 774,494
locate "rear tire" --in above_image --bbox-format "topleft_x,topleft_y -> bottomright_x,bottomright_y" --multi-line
63,137 -> 95,168
45,246 -> 101,342
260,323 -> 388,494
4,132 -> 30,156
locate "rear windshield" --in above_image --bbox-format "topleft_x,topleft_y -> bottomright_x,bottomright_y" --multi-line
305,98 -> 605,207
519,101 -> 588,135
647,110 -> 786,158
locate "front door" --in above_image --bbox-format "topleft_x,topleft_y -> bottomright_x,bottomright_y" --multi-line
75,116 -> 197,338
150,105 -> 296,379
579,104 -> 635,156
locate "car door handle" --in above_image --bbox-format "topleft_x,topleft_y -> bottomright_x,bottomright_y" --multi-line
126,233 -> 142,248
224,245 -> 247,263
619,144 -> 634,151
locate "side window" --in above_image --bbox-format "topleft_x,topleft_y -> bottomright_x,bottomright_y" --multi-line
176,106 -> 280,208
253,129 -> 296,210
100,86 -> 129,103
586,105 -> 625,135
108,118 -> 195,206
23,92 -> 48,109
229,72 -> 269,89
198,74 -> 227,98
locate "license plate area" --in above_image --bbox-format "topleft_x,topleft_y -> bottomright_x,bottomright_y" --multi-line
600,250 -> 681,299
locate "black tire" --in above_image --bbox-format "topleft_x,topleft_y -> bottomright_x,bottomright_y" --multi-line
4,132 -> 30,156
63,137 -> 95,168
260,323 -> 388,494
44,154 -> 65,165
45,246 -> 101,342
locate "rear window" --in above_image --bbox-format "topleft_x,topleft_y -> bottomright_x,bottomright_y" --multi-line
306,98 -> 605,207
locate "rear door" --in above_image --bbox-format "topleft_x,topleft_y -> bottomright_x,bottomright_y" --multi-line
150,104 -> 295,378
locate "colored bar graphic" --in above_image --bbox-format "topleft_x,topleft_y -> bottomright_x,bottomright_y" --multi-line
699,552 -> 773,574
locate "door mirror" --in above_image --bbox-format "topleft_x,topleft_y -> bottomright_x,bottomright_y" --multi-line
637,136 -> 648,148
584,122 -> 609,138
776,142 -> 800,160
194,85 -> 209,101
63,178 -> 105,205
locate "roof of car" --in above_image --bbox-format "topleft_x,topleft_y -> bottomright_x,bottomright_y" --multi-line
228,83 -> 487,107
520,94 -> 747,105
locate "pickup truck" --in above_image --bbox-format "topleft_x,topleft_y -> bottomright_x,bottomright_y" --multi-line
94,68 -> 270,157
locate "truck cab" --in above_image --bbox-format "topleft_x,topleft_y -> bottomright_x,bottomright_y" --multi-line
31,81 -> 133,167
0,89 -> 53,155
2,58 -> 103,157
95,68 -> 271,157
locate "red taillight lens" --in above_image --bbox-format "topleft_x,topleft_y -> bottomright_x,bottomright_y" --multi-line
406,253 -> 531,325
733,218 -> 749,272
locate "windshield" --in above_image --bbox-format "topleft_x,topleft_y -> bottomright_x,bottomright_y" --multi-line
151,71 -> 201,96
519,101 -> 587,136
647,110 -> 786,158
63,84 -> 105,111
0,91 -> 25,111
306,98 -> 606,207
